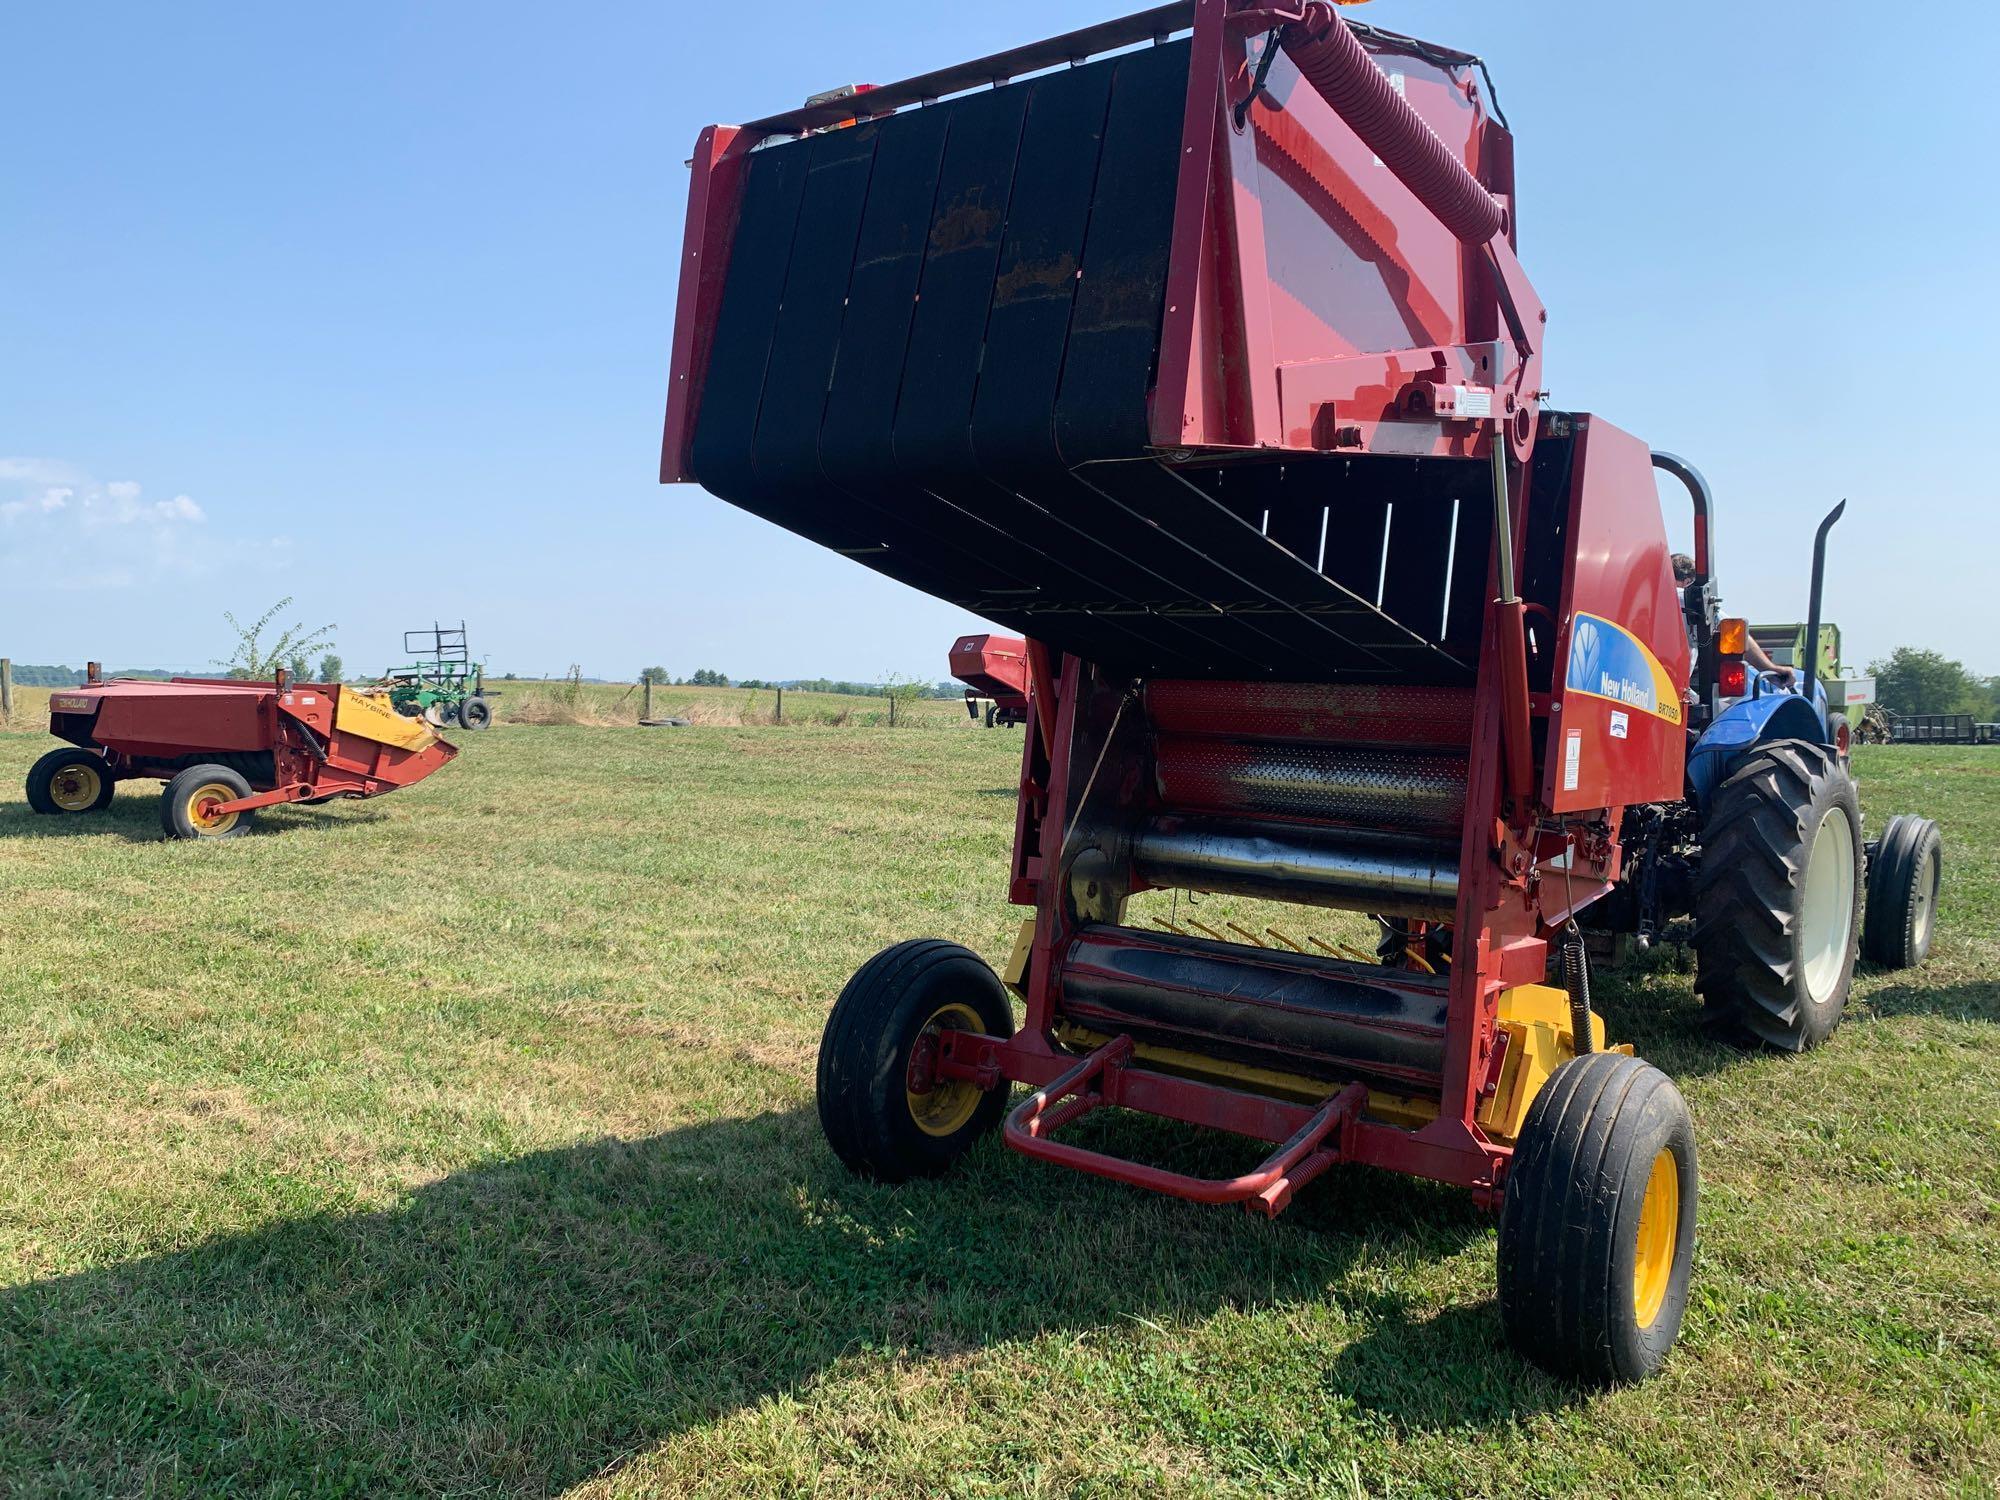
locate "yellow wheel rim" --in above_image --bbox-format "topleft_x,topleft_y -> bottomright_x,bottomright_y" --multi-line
906,1001 -> 986,1138
1633,1146 -> 1680,1327
49,763 -> 103,811
187,782 -> 242,835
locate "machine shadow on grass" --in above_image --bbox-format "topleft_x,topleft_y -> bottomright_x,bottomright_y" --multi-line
0,1105 -> 1579,1494
0,798 -> 389,844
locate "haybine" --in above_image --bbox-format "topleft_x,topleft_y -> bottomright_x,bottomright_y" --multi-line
659,0 -> 1940,1380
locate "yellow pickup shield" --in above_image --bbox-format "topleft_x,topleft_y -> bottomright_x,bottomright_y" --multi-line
334,687 -> 438,752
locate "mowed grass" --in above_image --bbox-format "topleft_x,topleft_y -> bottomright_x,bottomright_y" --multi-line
0,716 -> 1995,1497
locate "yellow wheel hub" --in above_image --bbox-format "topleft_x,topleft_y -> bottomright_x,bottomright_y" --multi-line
1633,1146 -> 1680,1327
188,782 -> 242,835
49,764 -> 103,811
906,1001 -> 986,1138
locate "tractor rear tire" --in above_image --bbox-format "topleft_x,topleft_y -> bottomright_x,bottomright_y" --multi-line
1862,814 -> 1942,969
817,939 -> 1014,1183
1694,739 -> 1862,1050
161,764 -> 256,841
457,695 -> 492,731
26,748 -> 117,815
1497,1052 -> 1698,1385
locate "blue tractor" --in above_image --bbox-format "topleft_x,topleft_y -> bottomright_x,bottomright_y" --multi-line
1590,456 -> 1944,1049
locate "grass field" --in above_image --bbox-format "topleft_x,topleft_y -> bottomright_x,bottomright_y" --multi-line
0,710 -> 1995,1497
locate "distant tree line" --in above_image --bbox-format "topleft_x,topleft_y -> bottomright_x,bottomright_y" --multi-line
1868,647 -> 2000,720
636,667 -> 959,698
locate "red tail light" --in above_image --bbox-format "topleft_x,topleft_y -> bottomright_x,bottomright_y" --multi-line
1718,660 -> 1746,698
1836,719 -> 1852,755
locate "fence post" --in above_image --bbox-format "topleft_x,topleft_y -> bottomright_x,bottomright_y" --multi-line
888,693 -> 896,727
775,687 -> 784,725
0,658 -> 10,722
642,677 -> 654,722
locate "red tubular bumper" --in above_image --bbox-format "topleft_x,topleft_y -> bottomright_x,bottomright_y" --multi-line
1003,1035 -> 1368,1217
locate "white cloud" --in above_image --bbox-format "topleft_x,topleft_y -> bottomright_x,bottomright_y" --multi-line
0,458 -> 266,589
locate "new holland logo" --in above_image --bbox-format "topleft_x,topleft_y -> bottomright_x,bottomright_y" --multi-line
1565,613 -> 1681,725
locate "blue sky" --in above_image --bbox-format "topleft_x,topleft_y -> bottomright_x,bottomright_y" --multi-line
5,0 -> 1995,680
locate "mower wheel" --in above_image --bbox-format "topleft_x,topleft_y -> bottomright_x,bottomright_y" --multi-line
1497,1052 -> 1698,1386
1862,814 -> 1942,969
161,764 -> 256,840
26,748 -> 117,815
1693,738 -> 1861,1050
817,939 -> 1014,1183
457,695 -> 492,731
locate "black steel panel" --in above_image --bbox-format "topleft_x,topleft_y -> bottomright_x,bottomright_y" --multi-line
1055,41 -> 1189,463
688,142 -> 809,496
971,64 -> 1114,472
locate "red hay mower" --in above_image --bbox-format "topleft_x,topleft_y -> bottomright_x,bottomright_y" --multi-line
27,665 -> 458,840
662,1 -> 1942,1381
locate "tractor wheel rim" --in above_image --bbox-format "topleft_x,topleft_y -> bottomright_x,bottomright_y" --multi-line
905,1001 -> 985,1138
1801,805 -> 1856,1005
189,783 -> 240,834
1633,1147 -> 1679,1327
50,765 -> 102,811
1912,846 -> 1938,951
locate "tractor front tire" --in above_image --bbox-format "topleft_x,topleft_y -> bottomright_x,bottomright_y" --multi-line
1497,1052 -> 1698,1385
26,748 -> 117,815
161,764 -> 256,841
1694,739 -> 1862,1050
456,695 -> 492,731
817,939 -> 1014,1183
1863,814 -> 1943,969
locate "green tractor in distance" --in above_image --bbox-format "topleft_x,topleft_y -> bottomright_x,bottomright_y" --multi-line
381,623 -> 494,731
1751,621 -> 1874,739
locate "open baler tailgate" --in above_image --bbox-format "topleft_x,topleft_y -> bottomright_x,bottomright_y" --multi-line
663,0 -> 1525,685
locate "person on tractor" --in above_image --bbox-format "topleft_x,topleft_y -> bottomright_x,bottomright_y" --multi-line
1671,552 -> 1792,687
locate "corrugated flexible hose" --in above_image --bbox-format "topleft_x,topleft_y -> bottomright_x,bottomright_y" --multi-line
1280,3 -> 1505,246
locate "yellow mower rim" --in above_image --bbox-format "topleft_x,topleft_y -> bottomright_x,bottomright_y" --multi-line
1633,1146 -> 1680,1327
906,1000 -> 986,1138
187,782 -> 243,835
49,763 -> 103,811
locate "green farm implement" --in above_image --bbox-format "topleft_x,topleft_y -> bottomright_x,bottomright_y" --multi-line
380,623 -> 494,731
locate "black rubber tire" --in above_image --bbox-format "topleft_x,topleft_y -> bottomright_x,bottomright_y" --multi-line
817,939 -> 1015,1183
1862,814 -> 1942,969
160,764 -> 256,841
1693,739 -> 1862,1050
26,747 -> 117,815
456,696 -> 492,731
1497,1052 -> 1698,1386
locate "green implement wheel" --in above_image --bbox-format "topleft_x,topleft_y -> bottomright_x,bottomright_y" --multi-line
26,747 -> 117,815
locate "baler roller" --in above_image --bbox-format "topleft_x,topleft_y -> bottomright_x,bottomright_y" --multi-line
1059,923 -> 1448,1092
1131,816 -> 1459,920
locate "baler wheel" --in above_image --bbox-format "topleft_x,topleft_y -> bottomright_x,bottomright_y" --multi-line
817,939 -> 1014,1183
1693,739 -> 1862,1050
1496,1052 -> 1698,1385
457,696 -> 492,731
26,748 -> 117,815
1862,814 -> 1943,969
161,764 -> 256,841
